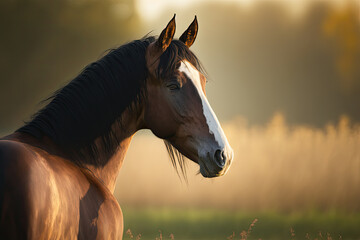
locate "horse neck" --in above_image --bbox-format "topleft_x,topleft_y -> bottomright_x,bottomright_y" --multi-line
84,106 -> 145,193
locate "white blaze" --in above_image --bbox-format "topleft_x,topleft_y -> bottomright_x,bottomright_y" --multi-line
179,61 -> 231,154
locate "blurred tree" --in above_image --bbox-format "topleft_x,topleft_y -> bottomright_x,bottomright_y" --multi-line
0,0 -> 142,134
2,1 -> 360,133
323,1 -> 360,92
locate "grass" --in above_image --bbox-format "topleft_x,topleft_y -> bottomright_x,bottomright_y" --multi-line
121,207 -> 360,240
117,114 -> 360,239
116,114 -> 360,212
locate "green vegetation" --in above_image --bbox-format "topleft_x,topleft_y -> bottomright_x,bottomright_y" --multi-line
122,207 -> 360,240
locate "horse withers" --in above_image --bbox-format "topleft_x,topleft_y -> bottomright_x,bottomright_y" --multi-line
0,15 -> 233,239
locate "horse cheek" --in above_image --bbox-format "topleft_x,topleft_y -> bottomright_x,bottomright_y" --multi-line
145,91 -> 176,139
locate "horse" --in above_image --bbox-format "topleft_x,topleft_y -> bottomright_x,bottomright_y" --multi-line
0,15 -> 233,239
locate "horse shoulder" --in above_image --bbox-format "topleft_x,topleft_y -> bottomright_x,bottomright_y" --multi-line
0,139 -> 123,239
0,139 -> 84,239
0,139 -> 36,239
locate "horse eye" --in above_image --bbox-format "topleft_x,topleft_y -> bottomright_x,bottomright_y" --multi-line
167,83 -> 180,91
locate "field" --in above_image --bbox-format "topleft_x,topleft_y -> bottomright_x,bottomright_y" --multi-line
114,113 -> 360,239
115,113 -> 360,211
122,207 -> 360,240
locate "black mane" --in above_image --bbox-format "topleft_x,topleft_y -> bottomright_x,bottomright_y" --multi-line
17,37 -> 203,170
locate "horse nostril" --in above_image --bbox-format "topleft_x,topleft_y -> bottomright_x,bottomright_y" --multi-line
214,149 -> 226,167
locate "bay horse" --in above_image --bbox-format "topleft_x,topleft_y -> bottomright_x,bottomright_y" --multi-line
0,15 -> 233,239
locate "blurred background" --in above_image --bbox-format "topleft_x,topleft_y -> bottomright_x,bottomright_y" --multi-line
1,0 -> 360,239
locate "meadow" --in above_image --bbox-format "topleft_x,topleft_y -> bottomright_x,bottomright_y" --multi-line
115,113 -> 360,239
116,113 -> 360,211
122,207 -> 360,240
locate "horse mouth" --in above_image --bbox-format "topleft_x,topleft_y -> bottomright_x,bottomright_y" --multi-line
198,158 -> 228,178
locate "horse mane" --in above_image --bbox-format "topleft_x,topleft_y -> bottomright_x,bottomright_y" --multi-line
17,37 -> 204,175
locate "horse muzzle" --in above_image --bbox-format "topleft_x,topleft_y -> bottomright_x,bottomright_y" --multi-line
198,146 -> 233,178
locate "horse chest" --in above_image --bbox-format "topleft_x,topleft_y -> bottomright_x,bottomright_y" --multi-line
0,140 -> 123,240
30,194 -> 122,240
27,158 -> 123,240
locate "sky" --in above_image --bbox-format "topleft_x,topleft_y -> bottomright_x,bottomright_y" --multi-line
135,0 -> 354,21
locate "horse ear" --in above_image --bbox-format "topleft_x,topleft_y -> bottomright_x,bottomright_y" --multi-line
179,16 -> 198,48
156,14 -> 176,52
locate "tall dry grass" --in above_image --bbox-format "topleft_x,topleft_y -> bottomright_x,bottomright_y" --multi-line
115,113 -> 360,211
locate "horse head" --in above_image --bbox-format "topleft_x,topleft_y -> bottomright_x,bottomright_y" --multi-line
144,15 -> 233,178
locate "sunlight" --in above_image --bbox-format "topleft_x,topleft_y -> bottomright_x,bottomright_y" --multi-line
135,0 -> 357,21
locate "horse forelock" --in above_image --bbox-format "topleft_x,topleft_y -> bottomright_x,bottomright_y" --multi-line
158,40 -> 206,79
